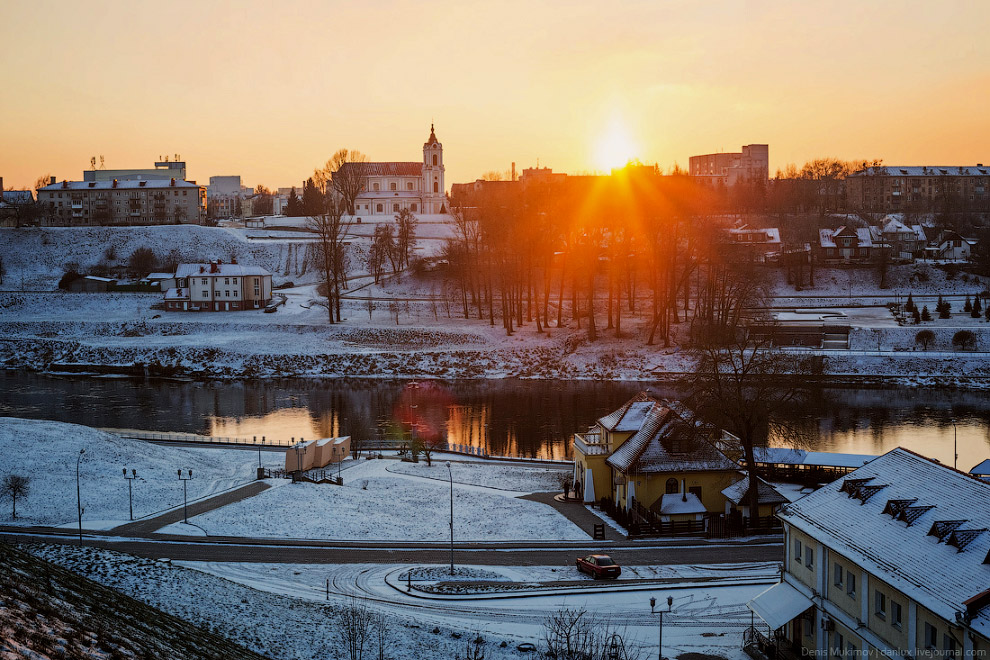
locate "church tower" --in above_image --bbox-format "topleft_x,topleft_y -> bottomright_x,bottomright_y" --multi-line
422,124 -> 445,214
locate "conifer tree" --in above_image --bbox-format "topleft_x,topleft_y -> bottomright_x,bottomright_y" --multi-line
912,307 -> 921,324
904,292 -> 915,313
938,295 -> 951,319
921,305 -> 932,322
964,294 -> 972,312
973,296 -> 982,318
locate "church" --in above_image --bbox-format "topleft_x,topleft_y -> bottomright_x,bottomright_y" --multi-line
339,125 -> 446,216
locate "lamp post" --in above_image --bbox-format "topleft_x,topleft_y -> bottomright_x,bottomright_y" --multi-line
76,449 -> 85,545
951,419 -> 958,469
446,461 -> 454,576
649,595 -> 673,660
122,468 -> 138,521
178,469 -> 193,524
337,446 -> 343,482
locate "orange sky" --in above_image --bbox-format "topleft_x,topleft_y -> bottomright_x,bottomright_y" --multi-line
2,0 -> 989,191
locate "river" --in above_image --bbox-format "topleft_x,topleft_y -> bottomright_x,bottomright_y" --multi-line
1,371 -> 988,469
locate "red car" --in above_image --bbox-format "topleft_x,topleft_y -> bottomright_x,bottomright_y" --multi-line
576,554 -> 621,579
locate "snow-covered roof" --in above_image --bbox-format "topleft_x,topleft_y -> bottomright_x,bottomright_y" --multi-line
603,394 -> 738,475
164,287 -> 189,300
145,273 -> 175,280
971,459 -> 990,477
725,227 -> 781,244
176,263 -> 270,277
850,166 -> 990,177
39,179 -> 201,191
656,492 -> 706,515
0,190 -> 34,204
721,476 -> 789,506
83,276 -> 114,283
819,226 -> 874,249
751,447 -> 876,469
778,447 -> 990,637
749,581 -> 814,631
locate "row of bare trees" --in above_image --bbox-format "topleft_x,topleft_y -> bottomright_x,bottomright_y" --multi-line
445,168 -> 769,346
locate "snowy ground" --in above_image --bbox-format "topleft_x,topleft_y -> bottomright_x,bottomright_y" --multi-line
0,418 -> 284,527
161,458 -> 588,541
26,543 -> 768,660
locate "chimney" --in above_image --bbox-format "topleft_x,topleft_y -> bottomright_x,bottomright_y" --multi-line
112,179 -> 118,188
170,178 -> 176,187
210,262 -> 219,273
231,256 -> 237,264
62,181 -> 68,189
199,266 -> 205,274
681,479 -> 686,502
511,162 -> 516,182
49,176 -> 56,186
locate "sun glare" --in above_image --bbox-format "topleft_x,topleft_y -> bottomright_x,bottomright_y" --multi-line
593,118 -> 638,172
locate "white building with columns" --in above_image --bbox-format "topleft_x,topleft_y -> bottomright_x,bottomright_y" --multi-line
337,125 -> 446,216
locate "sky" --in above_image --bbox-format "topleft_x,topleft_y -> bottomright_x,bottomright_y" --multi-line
2,0 -> 990,191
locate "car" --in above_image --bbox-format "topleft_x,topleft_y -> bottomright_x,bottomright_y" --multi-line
576,554 -> 621,579
263,305 -> 278,313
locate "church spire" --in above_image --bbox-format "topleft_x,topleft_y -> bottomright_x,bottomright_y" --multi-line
426,123 -> 438,145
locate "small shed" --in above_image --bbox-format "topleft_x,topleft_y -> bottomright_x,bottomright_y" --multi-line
971,459 -> 990,482
68,276 -> 116,293
284,440 -> 316,472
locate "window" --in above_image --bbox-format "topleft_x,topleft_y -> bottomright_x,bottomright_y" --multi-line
407,182 -> 413,190
225,290 -> 230,297
202,291 -> 208,297
214,290 -> 220,297
944,634 -> 959,659
805,547 -> 813,569
201,278 -> 208,285
834,563 -> 843,586
393,203 -> 399,212
224,278 -> 230,285
411,204 -> 417,212
794,539 -> 802,563
891,601 -> 902,628
432,154 -> 438,166
433,181 -> 439,193
924,623 -> 937,650
874,591 -> 886,619
376,204 -> 383,212
689,486 -> 702,500
847,573 -> 856,597
373,183 -> 380,191
232,278 -> 237,284
666,478 -> 678,494
390,183 -> 396,191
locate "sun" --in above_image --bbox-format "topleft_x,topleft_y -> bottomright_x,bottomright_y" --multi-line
593,118 -> 638,172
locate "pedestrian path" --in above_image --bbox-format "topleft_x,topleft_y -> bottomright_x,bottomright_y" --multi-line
109,481 -> 271,536
519,492 -> 625,542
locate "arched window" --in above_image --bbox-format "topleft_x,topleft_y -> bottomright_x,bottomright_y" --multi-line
432,154 -> 438,166
665,478 -> 678,494
376,203 -> 383,213
373,183 -> 380,191
433,181 -> 439,193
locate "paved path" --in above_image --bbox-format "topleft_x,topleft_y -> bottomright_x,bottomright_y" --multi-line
519,492 -> 626,541
109,481 -> 271,536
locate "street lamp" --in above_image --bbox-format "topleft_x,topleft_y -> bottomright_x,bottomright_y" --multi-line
178,469 -> 193,524
446,461 -> 454,576
649,595 -> 674,660
951,419 -> 958,469
122,468 -> 138,521
76,449 -> 85,545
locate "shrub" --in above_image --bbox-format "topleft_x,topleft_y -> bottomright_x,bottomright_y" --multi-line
915,329 -> 936,350
57,271 -> 82,290
952,330 -> 977,351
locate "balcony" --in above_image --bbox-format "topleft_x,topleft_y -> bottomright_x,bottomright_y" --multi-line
573,431 -> 608,456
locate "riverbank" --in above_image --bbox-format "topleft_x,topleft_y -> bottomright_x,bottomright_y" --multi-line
3,292 -> 990,387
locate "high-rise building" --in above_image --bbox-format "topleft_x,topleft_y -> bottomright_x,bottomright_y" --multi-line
689,144 -> 769,186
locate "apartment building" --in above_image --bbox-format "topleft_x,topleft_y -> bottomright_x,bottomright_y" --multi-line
689,144 -> 769,186
846,165 -> 990,213
37,179 -> 205,226
747,448 -> 990,659
165,261 -> 272,311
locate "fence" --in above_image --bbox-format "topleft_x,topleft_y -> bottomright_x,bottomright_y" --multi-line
596,497 -> 782,539
104,429 -> 304,448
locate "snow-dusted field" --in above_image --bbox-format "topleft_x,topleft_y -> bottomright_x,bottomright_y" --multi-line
385,459 -> 568,492
163,458 -> 588,541
0,418 -> 283,527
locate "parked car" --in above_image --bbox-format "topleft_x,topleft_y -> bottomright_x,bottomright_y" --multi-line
576,554 -> 621,579
263,305 -> 278,313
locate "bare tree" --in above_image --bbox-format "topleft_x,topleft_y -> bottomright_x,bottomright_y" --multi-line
540,607 -> 640,660
370,611 -> 394,660
395,208 -> 418,268
1,474 -> 30,520
308,193 -> 351,323
324,149 -> 369,216
334,601 -> 373,660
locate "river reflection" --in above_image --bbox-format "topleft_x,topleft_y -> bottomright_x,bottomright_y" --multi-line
1,372 -> 988,468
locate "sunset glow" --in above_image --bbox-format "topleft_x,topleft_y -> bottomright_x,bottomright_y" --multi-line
593,118 -> 639,172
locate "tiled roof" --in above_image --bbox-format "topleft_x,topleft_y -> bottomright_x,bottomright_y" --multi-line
337,162 -> 423,177
778,448 -> 990,637
604,395 -> 738,475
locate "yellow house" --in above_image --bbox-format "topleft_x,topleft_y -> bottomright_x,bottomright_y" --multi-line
573,393 -> 756,522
